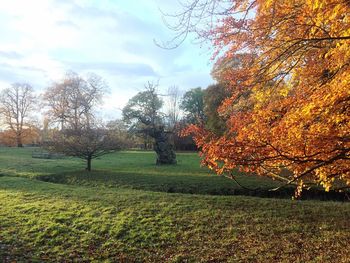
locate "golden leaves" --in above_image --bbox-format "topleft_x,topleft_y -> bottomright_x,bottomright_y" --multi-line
186,0 -> 350,195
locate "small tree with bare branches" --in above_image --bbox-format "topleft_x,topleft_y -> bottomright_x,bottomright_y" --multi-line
43,72 -> 124,171
46,125 -> 124,171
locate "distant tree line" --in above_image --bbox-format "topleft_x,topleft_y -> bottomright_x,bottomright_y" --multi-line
0,71 -> 227,170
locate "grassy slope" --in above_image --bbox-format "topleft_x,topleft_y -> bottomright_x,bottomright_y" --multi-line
1,177 -> 349,262
0,147 -> 349,262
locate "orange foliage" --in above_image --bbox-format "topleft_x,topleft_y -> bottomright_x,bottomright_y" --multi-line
0,127 -> 40,147
185,0 -> 350,194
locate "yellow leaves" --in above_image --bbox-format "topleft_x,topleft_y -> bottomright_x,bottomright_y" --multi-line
295,180 -> 304,198
316,167 -> 337,192
328,3 -> 343,21
311,0 -> 323,10
186,0 -> 350,196
278,86 -> 290,98
332,114 -> 346,125
300,103 -> 315,117
252,87 -> 271,107
251,83 -> 291,111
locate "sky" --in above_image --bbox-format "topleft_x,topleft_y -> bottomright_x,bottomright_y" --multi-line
0,0 -> 214,119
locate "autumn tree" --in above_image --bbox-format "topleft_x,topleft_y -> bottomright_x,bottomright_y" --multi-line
123,82 -> 177,165
170,0 -> 350,194
0,126 -> 40,147
0,83 -> 37,147
43,72 -> 123,171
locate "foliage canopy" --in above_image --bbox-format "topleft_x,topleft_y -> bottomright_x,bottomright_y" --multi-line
180,0 -> 350,195
180,87 -> 205,124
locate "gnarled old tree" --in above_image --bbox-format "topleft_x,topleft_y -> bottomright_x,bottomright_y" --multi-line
167,0 -> 350,195
0,83 -> 37,147
43,72 -> 124,171
123,82 -> 177,165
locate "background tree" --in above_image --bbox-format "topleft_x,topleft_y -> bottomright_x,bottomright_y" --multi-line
0,83 -> 37,147
106,119 -> 137,149
46,125 -> 123,171
43,72 -> 122,171
123,82 -> 177,165
180,87 -> 205,124
173,0 -> 350,195
165,85 -> 181,131
203,83 -> 230,136
43,71 -> 105,130
0,126 -> 40,147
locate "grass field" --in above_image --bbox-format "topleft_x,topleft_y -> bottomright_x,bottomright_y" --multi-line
0,147 -> 349,262
0,147 -> 282,195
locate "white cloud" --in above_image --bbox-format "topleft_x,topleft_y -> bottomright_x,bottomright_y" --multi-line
0,0 -> 214,120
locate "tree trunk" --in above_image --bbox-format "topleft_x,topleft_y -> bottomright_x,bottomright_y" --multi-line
153,130 -> 177,165
86,157 -> 92,171
17,135 -> 23,147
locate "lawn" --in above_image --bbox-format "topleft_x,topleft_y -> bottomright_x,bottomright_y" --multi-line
0,147 -> 349,262
0,147 -> 282,195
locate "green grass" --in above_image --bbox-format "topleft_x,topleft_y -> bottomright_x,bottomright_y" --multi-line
0,147 -> 81,177
1,176 -> 349,262
0,147 -> 349,262
0,147 -> 282,195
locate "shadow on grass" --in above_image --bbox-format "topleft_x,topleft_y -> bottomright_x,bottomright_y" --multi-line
36,170 -> 349,202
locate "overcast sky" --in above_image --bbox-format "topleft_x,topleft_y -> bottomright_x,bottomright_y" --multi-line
0,0 -> 214,119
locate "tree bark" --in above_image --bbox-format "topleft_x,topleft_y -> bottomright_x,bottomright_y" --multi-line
87,156 -> 92,171
17,135 -> 23,147
153,130 -> 177,165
